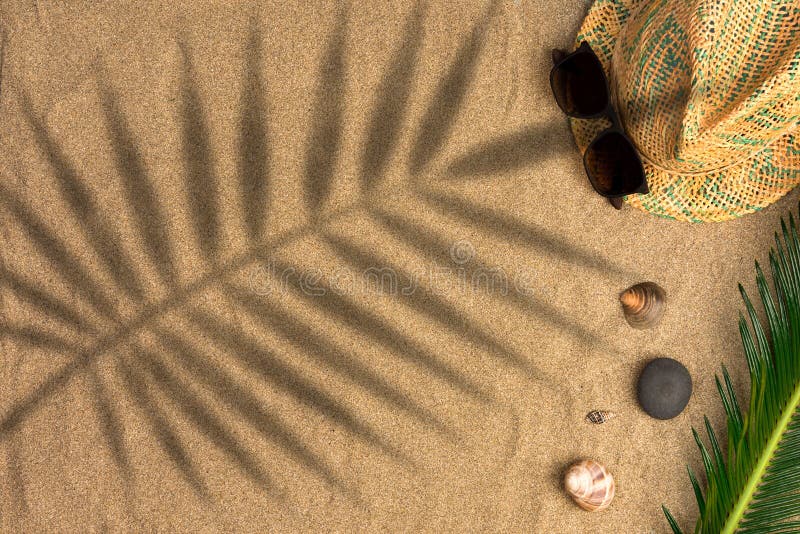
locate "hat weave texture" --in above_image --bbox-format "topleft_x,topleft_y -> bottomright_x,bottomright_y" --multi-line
569,0 -> 800,222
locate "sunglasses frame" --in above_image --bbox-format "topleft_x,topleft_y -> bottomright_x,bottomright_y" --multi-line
550,41 -> 649,198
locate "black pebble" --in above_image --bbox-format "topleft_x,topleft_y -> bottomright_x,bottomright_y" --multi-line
637,358 -> 692,420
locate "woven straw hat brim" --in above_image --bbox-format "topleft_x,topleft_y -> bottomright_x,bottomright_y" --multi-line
570,0 -> 800,222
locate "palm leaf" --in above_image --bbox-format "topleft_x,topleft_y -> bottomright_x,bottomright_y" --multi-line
665,207 -> 800,533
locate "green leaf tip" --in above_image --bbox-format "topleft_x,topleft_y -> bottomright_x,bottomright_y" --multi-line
669,204 -> 800,533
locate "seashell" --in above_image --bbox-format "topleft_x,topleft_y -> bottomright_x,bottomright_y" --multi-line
585,410 -> 616,424
564,459 -> 615,512
619,282 -> 666,329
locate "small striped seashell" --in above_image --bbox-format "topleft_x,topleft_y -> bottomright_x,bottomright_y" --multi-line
585,410 -> 616,424
620,282 -> 666,329
564,459 -> 615,512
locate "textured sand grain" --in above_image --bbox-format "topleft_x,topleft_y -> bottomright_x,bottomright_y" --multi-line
1,1 -> 796,532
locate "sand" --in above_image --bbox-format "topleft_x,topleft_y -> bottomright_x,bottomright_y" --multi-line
1,1 -> 797,532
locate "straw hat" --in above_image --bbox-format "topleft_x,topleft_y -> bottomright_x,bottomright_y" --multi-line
569,0 -> 800,222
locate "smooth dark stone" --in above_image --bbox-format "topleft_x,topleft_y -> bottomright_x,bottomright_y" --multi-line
637,358 -> 692,420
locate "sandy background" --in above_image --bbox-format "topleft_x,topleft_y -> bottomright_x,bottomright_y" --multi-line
0,1 -> 797,532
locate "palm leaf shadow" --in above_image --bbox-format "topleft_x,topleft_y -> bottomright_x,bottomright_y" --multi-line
265,257 -> 493,402
115,350 -> 209,497
134,342 -> 275,492
361,1 -> 426,191
444,123 -> 569,178
419,188 -> 639,280
151,325 -> 347,491
87,364 -> 132,482
98,72 -> 179,290
179,43 -> 221,266
0,322 -> 82,355
321,231 -> 539,376
0,264 -> 99,335
0,25 -> 373,498
20,95 -> 146,302
0,181 -> 123,324
0,0 -> 619,510
179,304 -> 413,466
304,5 -> 347,219
408,0 -> 498,175
368,206 -> 604,347
222,281 -> 452,437
239,18 -> 270,245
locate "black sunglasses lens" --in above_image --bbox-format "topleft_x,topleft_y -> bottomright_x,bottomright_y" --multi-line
584,132 -> 645,196
551,50 -> 609,116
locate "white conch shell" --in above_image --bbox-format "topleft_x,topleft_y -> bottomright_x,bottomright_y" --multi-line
564,459 -> 615,512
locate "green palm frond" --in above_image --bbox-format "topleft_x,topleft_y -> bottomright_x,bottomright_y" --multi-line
665,208 -> 800,533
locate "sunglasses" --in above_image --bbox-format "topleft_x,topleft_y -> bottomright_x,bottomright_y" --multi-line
550,41 -> 648,208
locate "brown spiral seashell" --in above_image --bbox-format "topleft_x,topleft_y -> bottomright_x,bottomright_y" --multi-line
585,410 -> 616,424
619,282 -> 666,329
564,459 -> 615,512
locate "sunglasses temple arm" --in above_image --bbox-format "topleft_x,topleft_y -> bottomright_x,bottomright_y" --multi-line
606,106 -> 623,130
